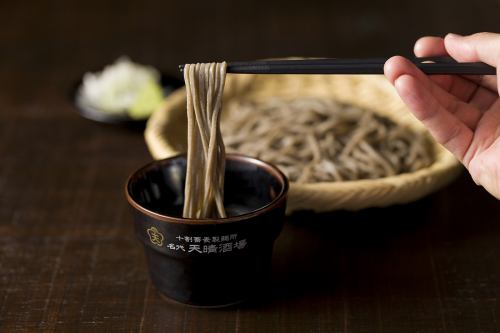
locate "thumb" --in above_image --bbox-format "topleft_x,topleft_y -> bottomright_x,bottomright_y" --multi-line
444,32 -> 500,68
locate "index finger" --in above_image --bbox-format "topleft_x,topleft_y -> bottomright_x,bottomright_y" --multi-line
415,35 -> 498,95
445,32 -> 500,68
414,36 -> 448,56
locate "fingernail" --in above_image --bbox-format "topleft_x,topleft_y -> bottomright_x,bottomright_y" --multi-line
446,33 -> 463,39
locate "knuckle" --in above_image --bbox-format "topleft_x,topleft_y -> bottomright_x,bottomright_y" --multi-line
440,124 -> 462,146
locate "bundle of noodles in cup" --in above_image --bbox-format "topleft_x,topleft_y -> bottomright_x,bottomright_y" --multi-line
126,62 -> 289,307
182,62 -> 227,218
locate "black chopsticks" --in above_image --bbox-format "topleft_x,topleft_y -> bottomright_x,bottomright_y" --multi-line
178,57 -> 496,75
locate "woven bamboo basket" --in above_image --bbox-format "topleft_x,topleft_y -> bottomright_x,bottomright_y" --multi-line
145,74 -> 462,213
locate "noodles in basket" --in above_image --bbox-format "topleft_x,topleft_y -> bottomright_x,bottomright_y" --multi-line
221,97 -> 433,183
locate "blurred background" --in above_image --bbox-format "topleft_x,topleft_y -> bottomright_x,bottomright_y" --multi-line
2,0 -> 499,96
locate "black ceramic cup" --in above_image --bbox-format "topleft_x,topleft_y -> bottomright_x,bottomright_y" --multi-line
125,154 -> 288,307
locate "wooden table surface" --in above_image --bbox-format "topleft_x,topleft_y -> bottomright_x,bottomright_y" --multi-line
2,1 -> 500,332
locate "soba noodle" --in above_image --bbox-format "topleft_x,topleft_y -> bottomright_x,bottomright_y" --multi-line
221,97 -> 433,183
183,63 -> 227,219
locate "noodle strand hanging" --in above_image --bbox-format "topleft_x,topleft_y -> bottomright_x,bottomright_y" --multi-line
183,62 -> 227,219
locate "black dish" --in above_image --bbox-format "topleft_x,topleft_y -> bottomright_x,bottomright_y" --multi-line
72,73 -> 184,126
126,154 -> 289,307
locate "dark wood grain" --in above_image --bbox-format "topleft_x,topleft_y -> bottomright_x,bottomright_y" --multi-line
1,0 -> 500,332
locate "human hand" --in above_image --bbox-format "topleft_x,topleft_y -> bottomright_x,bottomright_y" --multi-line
384,32 -> 500,199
